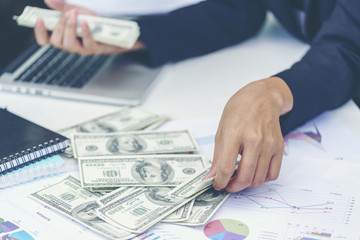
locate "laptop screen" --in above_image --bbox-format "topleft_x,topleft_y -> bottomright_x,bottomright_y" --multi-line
0,0 -> 47,72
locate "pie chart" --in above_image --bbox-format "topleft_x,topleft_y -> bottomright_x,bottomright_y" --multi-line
203,219 -> 249,240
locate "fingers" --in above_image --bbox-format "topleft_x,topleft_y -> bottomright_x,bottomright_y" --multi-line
225,142 -> 259,192
265,154 -> 282,182
49,11 -> 68,48
34,18 -> 49,45
265,135 -> 284,182
63,10 -> 82,53
249,151 -> 272,188
213,131 -> 240,191
225,133 -> 283,192
81,22 -> 97,55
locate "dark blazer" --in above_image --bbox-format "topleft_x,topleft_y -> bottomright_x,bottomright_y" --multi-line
137,0 -> 360,135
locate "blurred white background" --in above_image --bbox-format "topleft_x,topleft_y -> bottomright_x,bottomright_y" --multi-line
66,0 -> 204,16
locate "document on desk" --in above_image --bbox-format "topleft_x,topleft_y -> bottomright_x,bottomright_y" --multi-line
283,111 -> 360,161
130,156 -> 360,240
1,112 -> 360,240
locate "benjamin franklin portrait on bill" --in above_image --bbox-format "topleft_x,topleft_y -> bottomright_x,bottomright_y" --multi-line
131,159 -> 174,184
71,201 -> 130,238
194,188 -> 227,206
106,135 -> 147,154
71,201 -> 104,223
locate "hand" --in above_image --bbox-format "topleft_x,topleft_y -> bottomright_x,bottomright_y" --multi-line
34,0 -> 145,55
205,77 -> 293,193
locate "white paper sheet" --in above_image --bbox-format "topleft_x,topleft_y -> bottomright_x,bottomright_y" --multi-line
134,156 -> 360,239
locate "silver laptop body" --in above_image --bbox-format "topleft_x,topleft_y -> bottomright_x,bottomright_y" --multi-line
0,44 -> 161,105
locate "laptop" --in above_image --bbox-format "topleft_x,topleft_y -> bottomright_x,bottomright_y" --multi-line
0,3 -> 161,106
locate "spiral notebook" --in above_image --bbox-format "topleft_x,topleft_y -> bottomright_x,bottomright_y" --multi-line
0,155 -> 66,189
0,108 -> 68,174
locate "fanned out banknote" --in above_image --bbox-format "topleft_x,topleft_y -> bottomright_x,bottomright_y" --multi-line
161,199 -> 195,222
167,167 -> 214,199
175,187 -> 230,226
89,186 -> 121,194
58,107 -> 168,137
95,168 -> 213,233
72,129 -> 198,158
96,186 -> 202,233
97,186 -> 139,206
78,155 -> 207,187
14,6 -> 140,48
30,176 -> 136,240
57,107 -> 169,157
96,185 -> 193,223
30,172 -> 228,237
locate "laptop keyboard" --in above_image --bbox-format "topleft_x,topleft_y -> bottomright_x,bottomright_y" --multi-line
14,47 -> 108,88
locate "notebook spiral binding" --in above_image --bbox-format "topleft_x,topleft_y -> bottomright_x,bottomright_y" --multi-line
0,137 -> 68,174
0,155 -> 66,189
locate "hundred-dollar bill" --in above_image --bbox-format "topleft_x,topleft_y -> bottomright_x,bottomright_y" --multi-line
97,187 -> 138,206
175,187 -> 230,226
14,6 -> 140,48
139,116 -> 169,130
167,167 -> 214,199
58,107 -> 166,137
161,199 -> 195,222
72,129 -> 198,158
88,186 -> 120,194
95,184 -> 194,223
79,155 -> 207,187
96,187 -> 201,233
58,107 -> 167,157
30,176 -> 135,240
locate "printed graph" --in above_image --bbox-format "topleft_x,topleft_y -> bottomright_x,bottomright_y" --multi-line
135,226 -> 182,240
0,218 -> 19,233
284,125 -> 324,155
283,223 -> 346,240
226,186 -> 355,225
203,219 -> 249,240
0,217 -> 34,240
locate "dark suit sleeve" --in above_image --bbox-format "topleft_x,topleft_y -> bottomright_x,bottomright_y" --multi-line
137,0 -> 266,66
277,0 -> 360,135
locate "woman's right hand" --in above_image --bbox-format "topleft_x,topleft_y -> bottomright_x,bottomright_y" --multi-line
34,0 -> 145,55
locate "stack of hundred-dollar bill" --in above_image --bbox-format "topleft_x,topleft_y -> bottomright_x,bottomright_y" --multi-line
29,106 -> 230,239
14,6 -> 140,49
